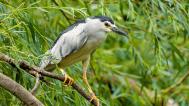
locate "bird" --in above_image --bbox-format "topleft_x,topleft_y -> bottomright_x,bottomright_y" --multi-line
39,16 -> 128,105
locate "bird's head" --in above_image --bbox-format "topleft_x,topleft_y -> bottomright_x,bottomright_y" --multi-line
86,16 -> 128,37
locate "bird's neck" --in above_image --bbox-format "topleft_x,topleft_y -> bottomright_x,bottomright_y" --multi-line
90,31 -> 107,39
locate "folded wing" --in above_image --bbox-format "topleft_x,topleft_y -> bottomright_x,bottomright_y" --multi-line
40,23 -> 87,69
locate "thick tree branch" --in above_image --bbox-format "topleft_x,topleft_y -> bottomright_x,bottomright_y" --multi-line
0,54 -> 99,106
0,71 -> 44,106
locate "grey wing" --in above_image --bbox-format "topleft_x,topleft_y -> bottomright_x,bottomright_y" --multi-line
59,31 -> 88,58
40,29 -> 88,68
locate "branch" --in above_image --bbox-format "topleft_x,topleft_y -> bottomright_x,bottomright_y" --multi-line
162,70 -> 189,94
31,73 -> 41,95
0,54 -> 99,106
0,71 -> 44,106
98,74 -> 178,106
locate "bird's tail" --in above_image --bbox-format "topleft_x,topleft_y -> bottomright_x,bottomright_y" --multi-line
39,51 -> 53,69
39,56 -> 51,69
39,52 -> 57,72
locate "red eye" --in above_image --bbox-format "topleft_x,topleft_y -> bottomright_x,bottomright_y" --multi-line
104,22 -> 110,27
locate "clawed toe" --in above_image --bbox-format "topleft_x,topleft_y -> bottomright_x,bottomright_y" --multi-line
63,74 -> 74,86
89,93 -> 98,101
89,93 -> 99,106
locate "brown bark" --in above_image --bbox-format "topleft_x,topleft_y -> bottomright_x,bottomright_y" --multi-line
0,54 -> 99,106
0,72 -> 44,106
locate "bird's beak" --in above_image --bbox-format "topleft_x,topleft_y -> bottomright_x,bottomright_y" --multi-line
111,26 -> 128,37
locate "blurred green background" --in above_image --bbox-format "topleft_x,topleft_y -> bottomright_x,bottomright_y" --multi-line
0,0 -> 189,106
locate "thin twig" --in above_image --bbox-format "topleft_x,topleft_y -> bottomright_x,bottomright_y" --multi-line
31,73 -> 41,95
0,53 -> 99,106
162,70 -> 189,94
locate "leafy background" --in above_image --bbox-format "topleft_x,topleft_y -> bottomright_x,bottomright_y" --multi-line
0,0 -> 189,106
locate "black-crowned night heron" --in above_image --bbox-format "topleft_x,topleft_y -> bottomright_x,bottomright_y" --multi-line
40,16 -> 128,104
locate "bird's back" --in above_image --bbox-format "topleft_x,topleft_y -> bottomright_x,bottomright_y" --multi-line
40,20 -> 87,70
40,18 -> 108,71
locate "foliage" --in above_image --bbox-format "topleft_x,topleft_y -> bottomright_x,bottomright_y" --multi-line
0,0 -> 189,106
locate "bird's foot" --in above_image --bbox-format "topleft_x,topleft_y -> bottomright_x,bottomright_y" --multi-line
60,69 -> 74,86
89,93 -> 99,106
63,74 -> 74,86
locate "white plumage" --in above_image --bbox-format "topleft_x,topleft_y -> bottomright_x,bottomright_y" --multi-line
40,18 -> 108,70
38,16 -> 127,105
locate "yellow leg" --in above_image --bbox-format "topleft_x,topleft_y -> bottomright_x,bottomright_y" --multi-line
82,56 -> 99,105
60,68 -> 74,86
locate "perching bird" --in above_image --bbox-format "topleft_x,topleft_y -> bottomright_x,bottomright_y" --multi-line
39,16 -> 128,104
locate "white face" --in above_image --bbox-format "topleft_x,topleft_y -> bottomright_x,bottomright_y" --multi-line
86,18 -> 115,34
86,18 -> 127,36
102,21 -> 116,32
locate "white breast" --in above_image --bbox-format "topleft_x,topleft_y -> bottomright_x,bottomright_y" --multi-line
86,31 -> 107,49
